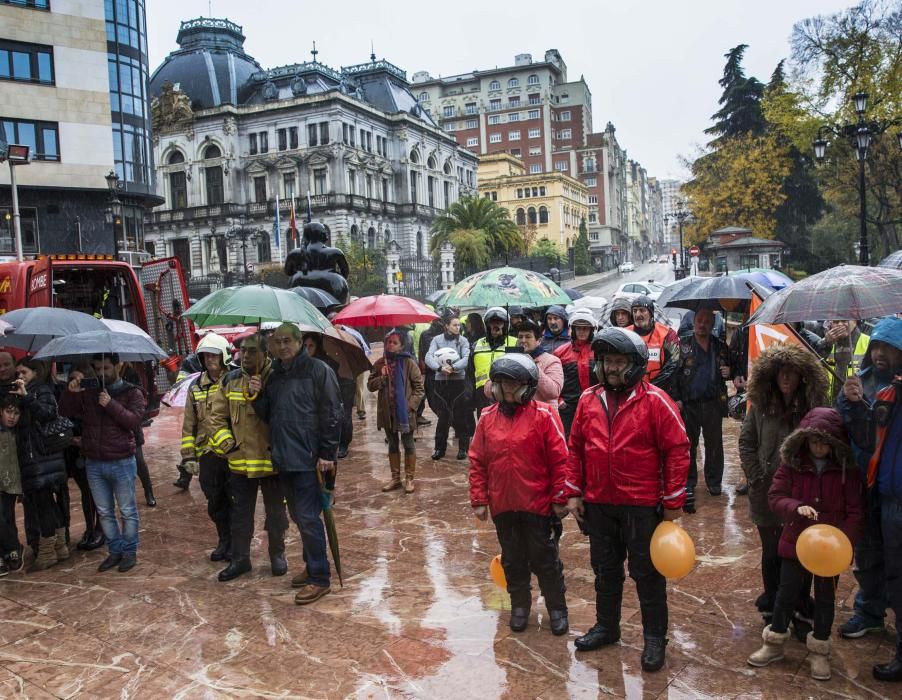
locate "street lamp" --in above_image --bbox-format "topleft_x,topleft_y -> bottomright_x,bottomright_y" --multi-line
105,170 -> 122,260
665,203 -> 691,278
2,143 -> 31,261
225,224 -> 263,284
812,92 -> 902,266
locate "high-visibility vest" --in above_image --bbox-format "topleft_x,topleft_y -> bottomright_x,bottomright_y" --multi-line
472,336 -> 517,388
827,332 -> 870,397
627,323 -> 671,381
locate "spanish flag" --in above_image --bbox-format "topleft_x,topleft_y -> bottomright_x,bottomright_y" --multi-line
288,200 -> 298,250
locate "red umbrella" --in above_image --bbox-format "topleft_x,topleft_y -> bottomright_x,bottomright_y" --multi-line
331,294 -> 438,328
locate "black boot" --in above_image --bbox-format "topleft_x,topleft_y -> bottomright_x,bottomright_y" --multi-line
431,440 -> 446,460
173,468 -> 192,490
874,642 -> 902,682
641,636 -> 668,672
144,488 -> 157,507
79,530 -> 106,551
456,437 -> 470,460
683,488 -> 696,514
269,542 -> 288,577
509,607 -> 530,633
549,609 -> 569,636
218,557 -> 251,582
574,623 -> 621,651
210,538 -> 231,562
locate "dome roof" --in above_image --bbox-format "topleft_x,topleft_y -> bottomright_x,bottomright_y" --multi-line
149,18 -> 261,111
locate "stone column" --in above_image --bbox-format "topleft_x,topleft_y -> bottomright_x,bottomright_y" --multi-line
439,240 -> 455,290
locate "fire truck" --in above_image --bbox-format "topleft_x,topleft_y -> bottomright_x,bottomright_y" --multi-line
0,254 -> 196,413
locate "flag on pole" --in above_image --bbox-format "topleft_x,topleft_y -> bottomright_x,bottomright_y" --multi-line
273,194 -> 282,264
288,199 -> 298,250
747,289 -> 806,377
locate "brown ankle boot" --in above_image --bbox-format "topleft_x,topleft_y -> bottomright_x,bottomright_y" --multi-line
54,528 -> 70,561
404,453 -> 417,493
382,453 -> 402,492
32,537 -> 58,571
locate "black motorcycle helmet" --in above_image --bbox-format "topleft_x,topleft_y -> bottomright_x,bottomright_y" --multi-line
490,354 -> 539,405
591,327 -> 648,391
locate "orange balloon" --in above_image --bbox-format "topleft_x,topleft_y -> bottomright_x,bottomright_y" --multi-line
650,521 -> 696,579
796,524 -> 852,578
489,554 -> 507,589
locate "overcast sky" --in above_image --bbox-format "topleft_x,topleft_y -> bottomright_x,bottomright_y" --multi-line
147,0 -> 855,182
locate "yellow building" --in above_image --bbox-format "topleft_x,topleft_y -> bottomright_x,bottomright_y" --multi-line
477,153 -> 589,249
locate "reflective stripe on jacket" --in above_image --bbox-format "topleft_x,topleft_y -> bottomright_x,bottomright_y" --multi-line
472,335 -> 517,388
180,373 -> 232,459
827,332 -> 870,398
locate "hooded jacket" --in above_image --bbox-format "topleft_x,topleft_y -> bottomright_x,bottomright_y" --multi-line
541,305 -> 571,353
739,343 -> 828,527
607,297 -> 633,328
768,408 -> 864,560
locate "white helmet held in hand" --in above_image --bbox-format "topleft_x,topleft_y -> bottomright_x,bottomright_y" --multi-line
434,347 -> 460,366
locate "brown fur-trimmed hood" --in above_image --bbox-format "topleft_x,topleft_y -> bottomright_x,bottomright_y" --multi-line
746,342 -> 828,413
779,407 -> 855,473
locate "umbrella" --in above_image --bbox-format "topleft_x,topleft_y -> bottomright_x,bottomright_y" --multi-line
100,318 -> 153,340
316,326 -> 372,378
878,250 -> 902,270
441,266 -> 571,310
183,284 -> 331,332
317,468 -> 343,587
596,298 -> 674,328
564,288 -> 584,301
660,272 -> 789,312
289,286 -> 341,311
425,289 -> 447,306
0,307 -> 107,352
569,295 -> 608,322
747,264 -> 902,324
34,330 -> 168,363
331,295 -> 438,328
727,268 -> 793,290
161,371 -> 200,408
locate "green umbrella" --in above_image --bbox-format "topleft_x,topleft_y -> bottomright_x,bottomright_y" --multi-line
442,266 -> 571,310
183,284 -> 331,331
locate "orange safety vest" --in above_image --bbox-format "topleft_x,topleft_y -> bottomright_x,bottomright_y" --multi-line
867,379 -> 900,488
627,323 -> 670,381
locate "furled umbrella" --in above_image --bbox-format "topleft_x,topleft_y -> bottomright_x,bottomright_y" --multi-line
440,266 -> 572,310
747,264 -> 902,324
331,294 -> 438,328
0,307 -> 107,352
318,468 -> 343,587
289,286 -> 341,311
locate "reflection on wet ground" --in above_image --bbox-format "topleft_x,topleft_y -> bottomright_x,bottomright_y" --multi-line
0,401 -> 896,698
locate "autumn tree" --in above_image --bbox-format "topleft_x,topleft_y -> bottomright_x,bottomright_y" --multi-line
574,218 -> 592,275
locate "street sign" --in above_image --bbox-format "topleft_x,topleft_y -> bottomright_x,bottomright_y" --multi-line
689,246 -> 700,257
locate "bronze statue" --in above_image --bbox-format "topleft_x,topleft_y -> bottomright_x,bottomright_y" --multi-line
284,222 -> 350,304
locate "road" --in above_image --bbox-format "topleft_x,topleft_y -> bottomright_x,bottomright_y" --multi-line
579,260 -> 676,300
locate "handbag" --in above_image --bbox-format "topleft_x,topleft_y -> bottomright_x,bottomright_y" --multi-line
32,415 -> 75,455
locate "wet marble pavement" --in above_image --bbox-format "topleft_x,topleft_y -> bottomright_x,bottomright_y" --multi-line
0,396 -> 898,699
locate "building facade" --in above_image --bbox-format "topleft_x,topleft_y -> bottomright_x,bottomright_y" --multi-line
146,18 -> 477,280
0,0 -> 158,255
477,153 -> 588,250
660,178 -> 685,249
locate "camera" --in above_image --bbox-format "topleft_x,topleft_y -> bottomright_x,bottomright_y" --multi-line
80,377 -> 100,390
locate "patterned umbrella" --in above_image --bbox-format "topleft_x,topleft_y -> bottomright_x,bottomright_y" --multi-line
441,266 -> 571,310
747,264 -> 902,324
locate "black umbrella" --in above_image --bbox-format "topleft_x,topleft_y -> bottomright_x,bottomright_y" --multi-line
425,289 -> 447,306
660,273 -> 772,313
288,286 -> 341,311
34,330 -> 169,364
564,288 -> 584,301
0,307 -> 107,352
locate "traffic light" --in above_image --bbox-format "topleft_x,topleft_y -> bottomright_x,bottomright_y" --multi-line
672,251 -> 677,266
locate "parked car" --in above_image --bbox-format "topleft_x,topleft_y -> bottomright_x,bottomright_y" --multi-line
658,255 -> 669,263
618,261 -> 635,273
613,280 -> 665,302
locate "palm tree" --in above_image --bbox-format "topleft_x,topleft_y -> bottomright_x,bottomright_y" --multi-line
429,196 -> 524,258
443,228 -> 490,278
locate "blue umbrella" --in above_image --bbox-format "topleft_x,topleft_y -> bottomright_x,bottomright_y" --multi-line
727,268 -> 793,290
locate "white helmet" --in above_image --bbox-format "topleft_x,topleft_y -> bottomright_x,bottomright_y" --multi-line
434,347 -> 460,366
195,332 -> 231,363
568,307 -> 597,330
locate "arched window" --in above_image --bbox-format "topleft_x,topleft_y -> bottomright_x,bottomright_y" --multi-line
539,206 -> 549,224
527,74 -> 539,85
508,77 -> 519,88
367,226 -> 376,249
168,150 -> 185,165
516,208 -> 526,226
528,207 -> 537,225
409,148 -> 419,164
418,92 -> 429,102
443,160 -> 452,175
350,224 -> 360,243
203,144 -> 221,159
489,80 -> 500,91
427,155 -> 437,170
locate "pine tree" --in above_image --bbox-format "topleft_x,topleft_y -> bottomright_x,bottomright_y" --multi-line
704,44 -> 766,145
574,218 -> 591,275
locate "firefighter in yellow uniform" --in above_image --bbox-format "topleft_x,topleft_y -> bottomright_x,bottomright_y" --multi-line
207,333 -> 289,581
180,333 -> 234,562
817,320 -> 870,404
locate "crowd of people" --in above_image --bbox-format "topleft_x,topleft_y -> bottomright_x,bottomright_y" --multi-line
0,292 -> 900,684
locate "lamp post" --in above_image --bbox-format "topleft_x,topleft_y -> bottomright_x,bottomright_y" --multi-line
226,224 -> 262,285
813,92 -> 902,266
105,170 -> 122,260
2,143 -> 32,261
665,203 -> 691,279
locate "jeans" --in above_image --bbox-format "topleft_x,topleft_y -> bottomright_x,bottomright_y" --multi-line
229,473 -> 288,560
280,470 -> 330,587
852,488 -> 887,625
881,494 -> 902,654
584,503 -> 667,637
493,511 -> 567,612
771,557 -> 836,640
682,399 -> 725,492
86,456 -> 139,554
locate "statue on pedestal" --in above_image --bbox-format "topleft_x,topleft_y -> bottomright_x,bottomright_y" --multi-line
284,222 -> 350,304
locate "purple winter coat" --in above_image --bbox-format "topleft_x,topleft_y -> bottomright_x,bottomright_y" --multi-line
768,407 -> 864,561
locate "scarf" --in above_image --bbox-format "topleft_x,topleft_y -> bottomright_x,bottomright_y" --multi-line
385,351 -> 413,434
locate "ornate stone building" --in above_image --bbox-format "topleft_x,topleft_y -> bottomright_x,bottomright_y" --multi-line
145,18 -> 477,283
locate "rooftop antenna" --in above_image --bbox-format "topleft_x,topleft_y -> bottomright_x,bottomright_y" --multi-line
208,0 -> 212,16
370,40 -> 376,63
311,41 -> 319,63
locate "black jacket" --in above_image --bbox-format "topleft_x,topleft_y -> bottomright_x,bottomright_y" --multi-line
17,381 -> 67,492
253,350 -> 342,472
672,334 -> 731,407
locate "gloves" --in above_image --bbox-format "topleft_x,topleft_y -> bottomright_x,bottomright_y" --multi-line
182,459 -> 200,476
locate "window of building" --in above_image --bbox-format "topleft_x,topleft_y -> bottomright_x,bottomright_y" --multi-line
348,169 -> 357,195
584,157 -> 595,171
443,105 -> 454,117
257,233 -> 272,263
465,102 -> 477,115
489,98 -> 501,111
560,93 -> 569,103
427,175 -> 436,207
490,191 -> 497,201
466,137 -> 478,147
511,148 -> 521,157
539,186 -> 546,196
366,174 -> 373,198
588,212 -> 597,223
488,115 -> 500,125
319,123 -> 329,144
528,94 -> 541,105
560,110 -> 571,121
528,128 -> 541,138
585,176 -> 597,187
516,208 -> 526,225
409,148 -> 419,163
409,170 -> 418,202
205,165 -> 223,205
588,194 -> 598,204
528,207 -> 537,225
489,79 -> 500,90
313,168 -> 327,195
508,96 -> 520,107
539,206 -> 549,224
445,122 -> 456,132
283,173 -> 296,199
516,188 -> 523,198
308,123 -> 318,146
278,128 -> 287,151
2,118 -> 59,161
418,91 -> 429,101
366,131 -> 372,152
489,133 -> 501,143
508,77 -> 519,88
253,176 -> 267,203
383,177 -> 391,201
0,205 -> 38,254
530,187 -> 537,197
527,109 -> 540,120
1,0 -> 50,7
508,130 -> 520,141
508,112 -> 520,122
529,146 -> 541,156
169,171 -> 187,209
289,127 -> 298,149
168,150 -> 185,164
554,161 -> 568,171
466,119 -> 477,129
259,131 -> 268,153
559,128 -> 571,139
0,39 -> 54,84
529,163 -> 541,174
527,74 -> 539,85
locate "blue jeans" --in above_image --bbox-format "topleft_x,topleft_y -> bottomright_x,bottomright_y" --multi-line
86,457 -> 139,555
280,471 -> 330,586
852,488 -> 887,624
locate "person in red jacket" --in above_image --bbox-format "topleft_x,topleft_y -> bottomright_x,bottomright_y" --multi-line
564,327 -> 689,672
554,308 -> 596,438
748,407 -> 863,681
469,354 -> 572,636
